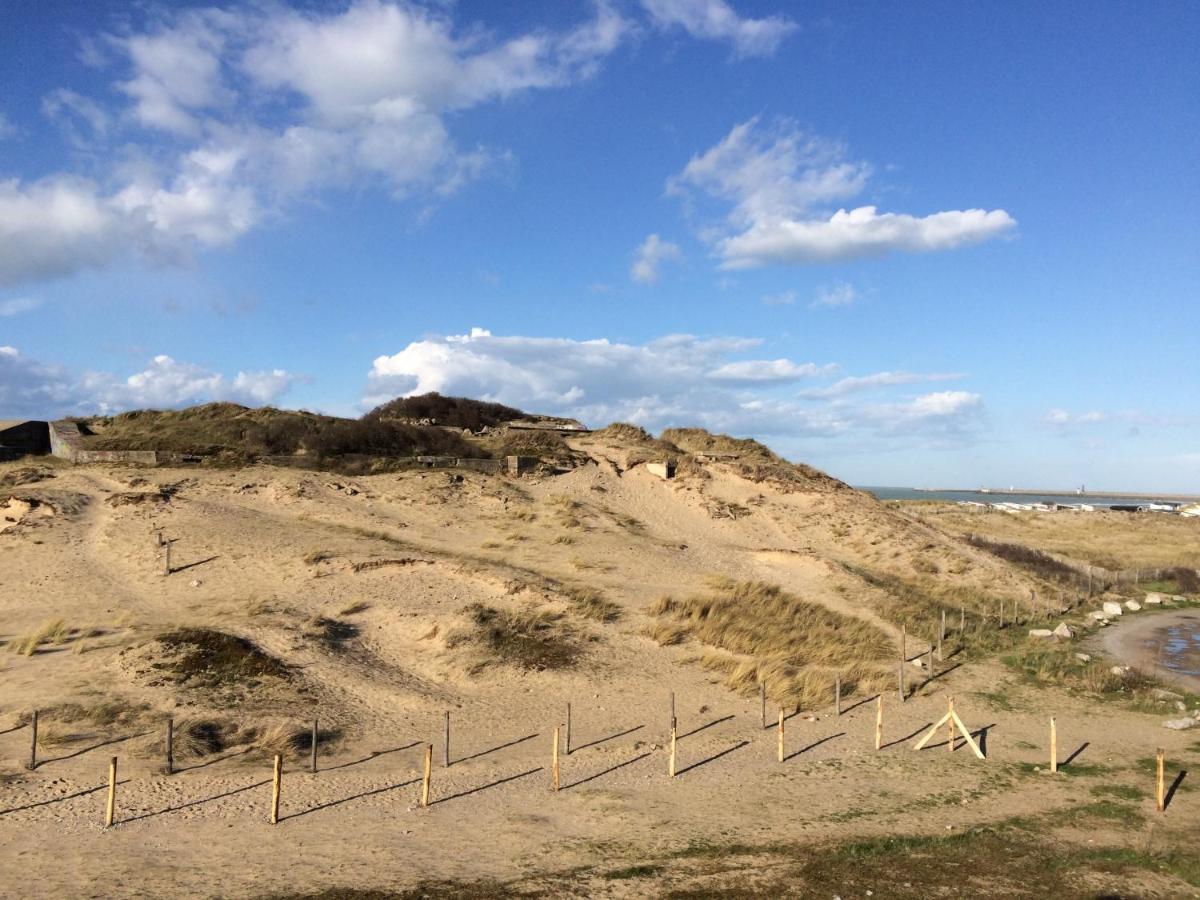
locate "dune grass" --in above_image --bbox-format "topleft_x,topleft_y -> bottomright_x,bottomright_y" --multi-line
648,579 -> 893,707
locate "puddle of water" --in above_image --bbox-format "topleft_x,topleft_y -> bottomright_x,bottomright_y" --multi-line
1141,615 -> 1200,678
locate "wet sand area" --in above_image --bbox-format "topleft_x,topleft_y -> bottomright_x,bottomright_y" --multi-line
1101,608 -> 1200,693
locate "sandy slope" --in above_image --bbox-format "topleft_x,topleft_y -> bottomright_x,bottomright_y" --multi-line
1,453 -> 1196,898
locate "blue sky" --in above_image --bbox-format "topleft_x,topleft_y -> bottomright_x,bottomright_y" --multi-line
1,0 -> 1197,490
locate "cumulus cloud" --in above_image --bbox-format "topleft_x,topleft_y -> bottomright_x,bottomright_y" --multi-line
2,2 -> 630,288
631,233 -> 683,283
640,0 -> 797,57
0,347 -> 297,419
669,117 -> 1016,269
365,327 -> 983,442
849,391 -> 979,436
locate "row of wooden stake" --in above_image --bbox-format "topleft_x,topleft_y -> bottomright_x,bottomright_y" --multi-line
22,693 -> 1176,826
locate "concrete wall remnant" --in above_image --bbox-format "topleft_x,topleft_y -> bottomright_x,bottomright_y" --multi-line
507,455 -> 539,476
0,421 -> 50,459
646,461 -> 676,480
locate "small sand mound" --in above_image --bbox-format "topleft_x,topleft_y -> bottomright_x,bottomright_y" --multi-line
0,467 -> 54,487
447,603 -> 580,672
0,495 -> 56,532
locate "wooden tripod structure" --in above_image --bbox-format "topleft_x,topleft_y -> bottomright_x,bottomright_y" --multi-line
913,697 -> 985,759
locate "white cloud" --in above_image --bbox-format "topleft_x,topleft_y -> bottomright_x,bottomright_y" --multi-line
640,0 -> 797,57
1045,409 -> 1108,426
669,117 -> 1016,269
0,297 -> 41,317
42,89 -> 111,146
761,290 -> 796,306
4,2 -> 630,288
855,390 -> 984,434
117,10 -> 235,136
0,347 -> 297,419
631,233 -> 683,283
0,177 -> 127,286
800,371 -> 965,399
365,327 -> 983,443
722,205 -> 1017,268
810,281 -> 857,308
707,359 -> 834,384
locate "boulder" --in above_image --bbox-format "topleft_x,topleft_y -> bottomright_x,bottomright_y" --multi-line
1028,629 -> 1053,639
1053,622 -> 1074,639
1089,611 -> 1108,621
1164,718 -> 1198,730
1153,688 -> 1184,701
1102,601 -> 1124,617
1075,653 -> 1091,662
1124,600 -> 1141,612
1110,665 -> 1131,676
1144,592 -> 1167,605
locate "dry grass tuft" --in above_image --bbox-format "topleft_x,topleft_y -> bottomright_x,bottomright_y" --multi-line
303,549 -> 335,565
648,579 -> 893,708
7,619 -> 71,656
338,600 -> 370,616
447,603 -> 579,671
565,587 -> 621,623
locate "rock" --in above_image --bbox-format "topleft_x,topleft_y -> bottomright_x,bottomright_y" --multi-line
1153,688 -> 1184,701
1089,611 -> 1108,621
1110,665 -> 1131,676
189,579 -> 202,588
1053,622 -> 1074,639
1176,701 -> 1187,712
1075,653 -> 1092,662
1102,601 -> 1124,617
1029,628 -> 1053,638
1164,718 -> 1197,730
1124,600 -> 1141,612
1144,592 -> 1167,605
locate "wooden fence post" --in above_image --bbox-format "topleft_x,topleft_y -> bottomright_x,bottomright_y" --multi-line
999,599 -> 1004,629
270,753 -> 282,824
105,757 -> 117,827
28,709 -> 38,770
1156,749 -> 1165,813
311,719 -> 319,774
669,722 -> 678,777
166,718 -> 174,776
777,710 -> 785,763
947,697 -> 955,752
669,691 -> 675,736
897,661 -> 905,702
834,675 -> 841,716
960,606 -> 965,634
443,711 -> 450,768
552,728 -> 560,792
875,696 -> 883,751
1050,718 -> 1057,773
421,744 -> 433,807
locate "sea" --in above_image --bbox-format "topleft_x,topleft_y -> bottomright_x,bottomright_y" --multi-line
857,487 -> 1184,508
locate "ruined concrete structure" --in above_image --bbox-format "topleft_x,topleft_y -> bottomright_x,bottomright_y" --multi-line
48,421 -> 162,465
0,421 -> 50,460
646,461 -> 677,479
